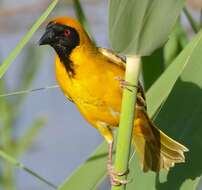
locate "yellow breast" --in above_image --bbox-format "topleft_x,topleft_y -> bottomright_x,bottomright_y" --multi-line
55,46 -> 125,127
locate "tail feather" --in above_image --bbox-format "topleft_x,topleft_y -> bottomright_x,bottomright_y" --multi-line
159,127 -> 188,153
133,110 -> 188,172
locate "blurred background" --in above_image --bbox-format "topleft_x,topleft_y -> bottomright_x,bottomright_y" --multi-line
0,0 -> 202,190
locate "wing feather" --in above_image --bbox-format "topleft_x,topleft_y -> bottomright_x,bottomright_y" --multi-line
98,47 -> 126,68
98,47 -> 147,110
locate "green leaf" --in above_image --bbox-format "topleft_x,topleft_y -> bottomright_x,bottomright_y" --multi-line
0,149 -> 57,189
0,0 -> 58,79
127,29 -> 202,190
58,27 -> 202,190
146,29 -> 202,117
109,0 -> 185,55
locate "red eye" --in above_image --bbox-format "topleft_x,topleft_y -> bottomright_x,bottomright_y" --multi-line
64,30 -> 70,37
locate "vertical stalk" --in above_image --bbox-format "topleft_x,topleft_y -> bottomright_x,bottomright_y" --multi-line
2,118 -> 15,190
2,140 -> 15,189
3,163 -> 15,190
73,0 -> 95,43
112,55 -> 141,190
183,8 -> 199,34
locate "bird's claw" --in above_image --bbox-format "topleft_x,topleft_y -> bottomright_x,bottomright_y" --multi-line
115,76 -> 138,92
111,178 -> 128,186
108,164 -> 129,186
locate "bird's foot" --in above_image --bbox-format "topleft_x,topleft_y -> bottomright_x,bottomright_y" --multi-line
107,164 -> 129,186
115,76 -> 138,92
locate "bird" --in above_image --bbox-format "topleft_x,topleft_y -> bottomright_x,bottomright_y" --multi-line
39,16 -> 188,185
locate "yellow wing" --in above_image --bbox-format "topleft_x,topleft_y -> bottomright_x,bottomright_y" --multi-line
98,47 -> 146,110
98,47 -> 126,68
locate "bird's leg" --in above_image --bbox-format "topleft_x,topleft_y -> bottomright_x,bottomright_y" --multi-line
107,142 -> 129,186
115,76 -> 138,92
96,122 -> 129,185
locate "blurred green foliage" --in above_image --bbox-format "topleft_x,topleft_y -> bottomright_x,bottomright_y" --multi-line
0,44 -> 46,190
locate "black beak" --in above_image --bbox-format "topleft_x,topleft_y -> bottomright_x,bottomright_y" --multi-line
39,29 -> 55,46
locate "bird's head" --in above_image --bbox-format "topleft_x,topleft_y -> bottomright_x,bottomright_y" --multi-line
39,17 -> 91,55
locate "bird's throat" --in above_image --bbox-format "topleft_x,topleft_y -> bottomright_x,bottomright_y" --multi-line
54,46 -> 75,77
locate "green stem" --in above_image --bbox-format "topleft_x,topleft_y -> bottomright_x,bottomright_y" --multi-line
183,8 -> 199,33
3,163 -> 15,190
73,0 -> 95,43
0,85 -> 59,98
112,55 -> 141,190
0,0 -> 58,79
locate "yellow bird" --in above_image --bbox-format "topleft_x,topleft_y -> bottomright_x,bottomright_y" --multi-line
39,17 -> 188,185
